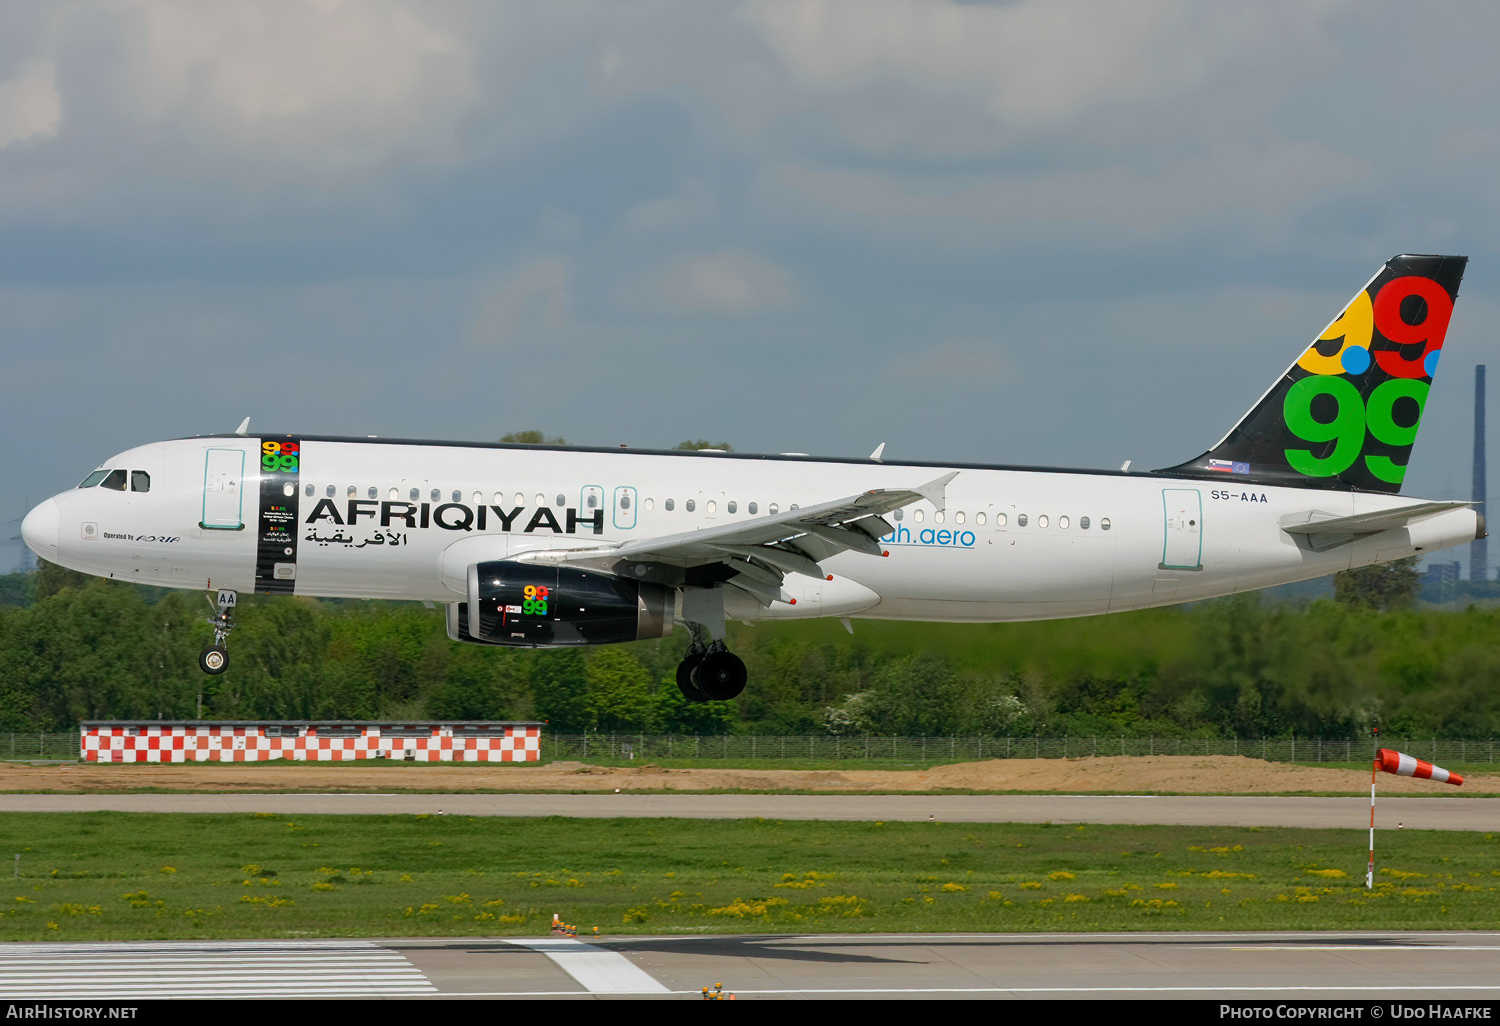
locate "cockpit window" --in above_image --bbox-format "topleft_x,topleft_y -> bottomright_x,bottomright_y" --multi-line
131,471 -> 151,493
78,470 -> 109,488
100,469 -> 127,491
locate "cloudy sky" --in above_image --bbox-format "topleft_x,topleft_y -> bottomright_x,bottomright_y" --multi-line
5,0 -> 1500,574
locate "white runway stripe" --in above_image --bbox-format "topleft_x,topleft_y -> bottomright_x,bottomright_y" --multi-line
500,937 -> 669,994
0,940 -> 435,998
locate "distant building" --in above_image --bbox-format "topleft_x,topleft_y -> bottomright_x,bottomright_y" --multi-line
1424,561 -> 1462,605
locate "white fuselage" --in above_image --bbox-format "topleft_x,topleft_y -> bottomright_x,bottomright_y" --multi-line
23,435 -> 1479,624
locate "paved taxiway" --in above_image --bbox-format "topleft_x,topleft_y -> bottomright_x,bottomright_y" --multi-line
0,793 -> 1488,830
4,933 -> 1500,999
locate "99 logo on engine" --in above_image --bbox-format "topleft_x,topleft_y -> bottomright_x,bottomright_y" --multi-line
522,584 -> 549,616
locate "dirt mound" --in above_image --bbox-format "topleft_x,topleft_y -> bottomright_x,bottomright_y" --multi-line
0,755 -> 1492,794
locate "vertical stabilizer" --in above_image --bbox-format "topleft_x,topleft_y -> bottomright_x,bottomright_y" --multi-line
1159,254 -> 1467,493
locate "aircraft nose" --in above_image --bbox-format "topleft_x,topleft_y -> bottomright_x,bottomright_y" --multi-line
21,498 -> 59,562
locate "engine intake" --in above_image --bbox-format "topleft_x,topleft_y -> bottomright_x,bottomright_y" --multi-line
451,561 -> 674,648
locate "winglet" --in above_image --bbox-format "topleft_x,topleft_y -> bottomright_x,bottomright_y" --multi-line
869,442 -> 886,462
234,417 -> 250,436
914,471 -> 958,510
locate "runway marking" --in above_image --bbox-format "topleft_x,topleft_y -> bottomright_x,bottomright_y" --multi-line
498,938 -> 670,994
0,940 -> 435,998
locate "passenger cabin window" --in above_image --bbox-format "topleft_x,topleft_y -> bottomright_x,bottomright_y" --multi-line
727,501 -> 737,514
748,502 -> 758,515
587,494 -> 599,509
79,470 -> 109,488
686,499 -> 696,512
131,471 -> 150,493
100,469 -> 127,491
1017,514 -> 1028,527
997,513 -> 1008,526
410,488 -> 420,501
1080,517 -> 1090,530
431,489 -> 440,502
977,512 -> 986,525
347,486 -> 356,499
1101,518 -> 1111,531
665,498 -> 675,511
913,510 -> 924,523
305,484 -> 315,497
452,490 -> 461,503
893,509 -> 902,521
368,487 -> 378,500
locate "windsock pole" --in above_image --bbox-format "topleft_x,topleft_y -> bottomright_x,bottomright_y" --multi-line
1367,758 -> 1377,890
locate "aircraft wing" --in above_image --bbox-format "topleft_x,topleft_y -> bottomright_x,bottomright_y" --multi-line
519,471 -> 957,605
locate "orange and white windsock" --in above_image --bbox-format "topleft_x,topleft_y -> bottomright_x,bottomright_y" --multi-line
1376,748 -> 1464,786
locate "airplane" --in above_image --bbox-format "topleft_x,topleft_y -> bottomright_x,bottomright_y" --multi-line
20,254 -> 1482,703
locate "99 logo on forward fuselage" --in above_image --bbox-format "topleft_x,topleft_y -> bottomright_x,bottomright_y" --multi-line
1283,275 -> 1452,485
262,440 -> 300,474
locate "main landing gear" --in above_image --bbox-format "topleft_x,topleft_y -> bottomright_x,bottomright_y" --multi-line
199,589 -> 237,676
676,624 -> 747,702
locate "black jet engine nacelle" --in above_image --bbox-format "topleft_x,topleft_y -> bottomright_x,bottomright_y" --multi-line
446,560 -> 674,648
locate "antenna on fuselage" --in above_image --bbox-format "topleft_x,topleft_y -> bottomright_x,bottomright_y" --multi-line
1120,460 -> 1131,472
234,417 -> 250,436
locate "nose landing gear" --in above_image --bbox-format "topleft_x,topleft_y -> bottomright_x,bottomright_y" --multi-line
199,589 -> 237,675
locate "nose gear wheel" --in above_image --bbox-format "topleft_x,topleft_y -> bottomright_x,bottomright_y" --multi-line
199,589 -> 237,676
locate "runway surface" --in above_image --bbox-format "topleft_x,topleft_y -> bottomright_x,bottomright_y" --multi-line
0,792 -> 1489,830
3,932 -> 1500,999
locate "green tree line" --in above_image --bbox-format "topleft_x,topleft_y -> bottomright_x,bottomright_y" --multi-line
1,559 -> 1499,738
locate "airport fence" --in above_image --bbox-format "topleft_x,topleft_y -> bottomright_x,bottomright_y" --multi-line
6,731 -> 1498,765
0,733 -> 81,760
544,733 -> 1500,766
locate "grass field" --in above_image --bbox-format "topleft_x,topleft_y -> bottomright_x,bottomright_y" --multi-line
3,813 -> 1498,941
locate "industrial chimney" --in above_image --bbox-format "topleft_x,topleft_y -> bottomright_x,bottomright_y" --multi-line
1473,364 -> 1488,581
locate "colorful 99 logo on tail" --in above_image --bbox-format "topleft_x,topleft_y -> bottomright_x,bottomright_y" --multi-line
1165,254 -> 1467,494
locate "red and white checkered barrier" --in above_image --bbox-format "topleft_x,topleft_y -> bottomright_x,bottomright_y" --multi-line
79,722 -> 543,763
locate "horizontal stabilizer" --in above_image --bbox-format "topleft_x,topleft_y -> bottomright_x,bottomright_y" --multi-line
1281,501 -> 1474,538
